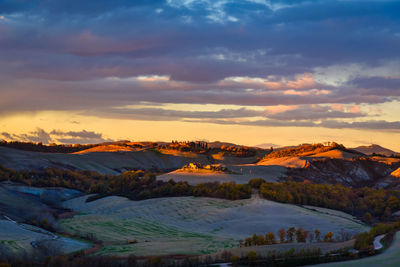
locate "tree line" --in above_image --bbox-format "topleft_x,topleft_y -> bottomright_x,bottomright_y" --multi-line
240,227 -> 340,247
0,165 -> 251,202
250,179 -> 400,223
164,141 -> 259,157
0,140 -> 99,153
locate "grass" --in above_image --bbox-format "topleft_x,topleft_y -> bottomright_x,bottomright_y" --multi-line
1,240 -> 21,250
60,215 -> 237,256
61,196 -> 368,256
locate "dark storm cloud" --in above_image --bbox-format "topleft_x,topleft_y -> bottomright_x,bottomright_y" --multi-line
0,0 -> 399,126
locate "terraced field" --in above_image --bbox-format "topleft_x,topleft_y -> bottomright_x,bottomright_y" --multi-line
61,195 -> 368,256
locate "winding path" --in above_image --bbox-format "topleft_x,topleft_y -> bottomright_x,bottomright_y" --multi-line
373,234 -> 385,250
312,232 -> 400,267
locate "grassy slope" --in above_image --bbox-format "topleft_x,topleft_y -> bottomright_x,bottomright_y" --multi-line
0,146 -> 209,174
0,219 -> 91,256
60,195 -> 368,256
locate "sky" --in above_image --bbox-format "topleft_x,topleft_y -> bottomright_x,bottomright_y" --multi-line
0,0 -> 400,150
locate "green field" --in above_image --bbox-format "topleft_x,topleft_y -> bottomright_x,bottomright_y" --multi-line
60,195 -> 368,256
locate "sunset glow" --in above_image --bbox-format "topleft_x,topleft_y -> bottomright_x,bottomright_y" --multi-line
1,0 -> 399,150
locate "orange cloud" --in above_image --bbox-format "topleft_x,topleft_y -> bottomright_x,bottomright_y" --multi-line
264,105 -> 298,114
283,89 -> 331,96
349,105 -> 361,114
223,73 -> 318,91
136,75 -> 170,82
285,73 -> 317,89
330,104 -> 344,111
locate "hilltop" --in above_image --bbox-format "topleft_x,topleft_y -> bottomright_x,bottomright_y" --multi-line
0,140 -> 399,188
352,144 -> 399,157
257,143 -> 400,188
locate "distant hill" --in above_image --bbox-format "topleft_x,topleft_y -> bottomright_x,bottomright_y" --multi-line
207,141 -> 243,148
73,145 -> 138,154
0,146 -> 210,174
259,142 -> 352,160
352,144 -> 398,157
0,141 -> 399,189
255,143 -> 278,149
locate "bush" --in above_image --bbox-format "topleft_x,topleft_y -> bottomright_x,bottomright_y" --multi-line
247,250 -> 257,263
249,178 -> 266,189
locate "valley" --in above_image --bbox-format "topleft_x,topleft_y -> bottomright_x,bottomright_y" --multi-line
0,141 -> 399,266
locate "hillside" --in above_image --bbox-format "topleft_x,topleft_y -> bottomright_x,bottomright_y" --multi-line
0,141 -> 399,264
257,143 -> 363,168
0,140 -> 269,177
352,144 -> 399,157
257,143 -> 400,188
391,168 -> 400,178
72,144 -> 138,154
260,143 -> 359,160
0,142 -> 399,189
287,157 -> 400,187
61,195 -> 367,256
0,146 -> 209,174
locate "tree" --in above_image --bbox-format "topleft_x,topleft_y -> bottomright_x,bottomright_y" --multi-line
383,207 -> 392,219
315,229 -> 321,242
364,212 -> 373,224
296,227 -> 306,243
278,228 -> 286,243
252,233 -> 258,246
256,234 -> 266,245
265,232 -> 277,245
324,232 -> 334,242
287,227 -> 296,243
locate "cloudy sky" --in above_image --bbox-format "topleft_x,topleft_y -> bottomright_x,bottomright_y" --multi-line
1,0 -> 400,149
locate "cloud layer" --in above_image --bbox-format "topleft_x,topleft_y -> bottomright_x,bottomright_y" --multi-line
0,0 -> 399,136
1,129 -> 109,144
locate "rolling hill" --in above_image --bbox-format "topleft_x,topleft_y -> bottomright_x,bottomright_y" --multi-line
352,144 -> 399,157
